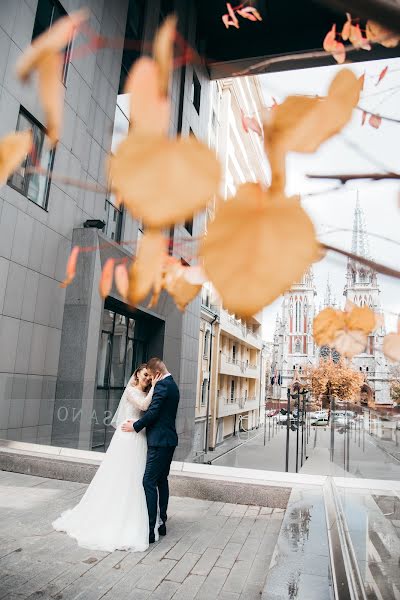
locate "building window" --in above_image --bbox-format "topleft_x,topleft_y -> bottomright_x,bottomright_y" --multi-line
119,0 -> 145,92
104,197 -> 123,242
184,219 -> 193,235
230,380 -> 235,403
191,71 -> 201,114
33,0 -> 71,82
8,108 -> 54,210
204,331 -> 210,358
294,338 -> 301,354
201,380 -> 208,406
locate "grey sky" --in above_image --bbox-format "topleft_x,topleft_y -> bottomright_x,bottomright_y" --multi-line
259,56 -> 400,342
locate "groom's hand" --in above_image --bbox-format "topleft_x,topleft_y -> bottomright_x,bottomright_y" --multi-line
121,419 -> 135,432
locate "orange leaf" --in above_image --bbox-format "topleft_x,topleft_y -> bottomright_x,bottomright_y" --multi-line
99,258 -> 115,299
358,72 -> 365,91
366,20 -> 400,48
200,184 -> 319,317
182,265 -> 207,285
313,308 -> 346,345
383,332 -> 400,362
376,65 -> 388,85
0,131 -> 32,184
349,24 -> 371,50
123,57 -> 170,137
264,69 -> 362,193
241,112 -> 262,136
237,7 -> 262,22
361,110 -> 367,126
369,114 -> 382,129
16,9 -> 88,81
152,15 -> 176,97
114,264 -> 129,300
341,14 -> 352,41
37,52 -> 64,145
164,260 -> 201,310
345,304 -> 377,334
60,246 -> 80,288
333,330 -> 367,358
109,134 -> 221,227
127,230 -> 166,306
323,24 -> 337,52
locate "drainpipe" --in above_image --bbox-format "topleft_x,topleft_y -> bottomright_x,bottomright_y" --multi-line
204,313 -> 218,454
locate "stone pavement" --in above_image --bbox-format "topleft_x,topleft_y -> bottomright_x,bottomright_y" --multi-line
0,471 -> 284,600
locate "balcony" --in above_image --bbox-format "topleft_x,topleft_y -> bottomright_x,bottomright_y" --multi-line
219,310 -> 262,349
219,354 -> 259,379
217,395 -> 257,417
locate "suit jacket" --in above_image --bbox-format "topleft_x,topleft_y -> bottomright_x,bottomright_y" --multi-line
133,375 -> 179,447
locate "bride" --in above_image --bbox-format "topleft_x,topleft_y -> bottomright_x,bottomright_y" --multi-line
52,364 -> 162,552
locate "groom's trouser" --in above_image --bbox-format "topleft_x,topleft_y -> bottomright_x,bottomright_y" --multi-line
143,446 -> 176,533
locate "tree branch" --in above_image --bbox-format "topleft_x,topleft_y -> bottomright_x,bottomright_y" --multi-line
307,172 -> 400,183
322,243 -> 400,280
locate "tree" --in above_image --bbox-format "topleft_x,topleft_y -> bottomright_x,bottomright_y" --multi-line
389,365 -> 400,405
309,358 -> 363,405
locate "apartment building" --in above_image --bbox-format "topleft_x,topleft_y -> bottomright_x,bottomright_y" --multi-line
195,76 -> 268,452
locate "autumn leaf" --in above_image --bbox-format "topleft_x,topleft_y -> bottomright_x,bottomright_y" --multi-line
110,133 -> 221,227
60,245 -> 80,288
341,13 -> 352,41
366,21 -> 400,48
358,72 -> 365,91
345,303 -> 378,334
127,230 -> 166,306
200,184 -> 319,317
237,7 -> 262,22
182,265 -> 207,285
376,65 -> 388,85
313,307 -> 346,345
115,264 -> 129,301
383,319 -> 400,362
241,111 -> 263,136
123,57 -> 170,136
369,114 -> 382,129
16,9 -> 88,81
333,330 -> 367,358
222,3 -> 239,29
349,24 -> 371,50
323,24 -> 337,51
152,14 -> 176,97
264,69 -> 362,192
323,24 -> 346,64
37,52 -> 64,145
0,131 -> 32,184
99,258 -> 115,298
163,260 -> 202,310
361,110 -> 367,126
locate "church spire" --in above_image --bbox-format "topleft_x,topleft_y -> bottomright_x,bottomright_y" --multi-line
351,192 -> 369,259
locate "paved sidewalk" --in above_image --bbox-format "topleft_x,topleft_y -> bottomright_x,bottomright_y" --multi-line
0,471 -> 284,600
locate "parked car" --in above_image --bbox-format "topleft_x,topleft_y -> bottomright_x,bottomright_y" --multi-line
311,417 -> 329,427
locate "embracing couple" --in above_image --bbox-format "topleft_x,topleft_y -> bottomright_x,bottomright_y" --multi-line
52,358 -> 179,552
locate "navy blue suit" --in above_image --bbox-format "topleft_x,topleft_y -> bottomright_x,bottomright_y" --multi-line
133,375 -> 179,534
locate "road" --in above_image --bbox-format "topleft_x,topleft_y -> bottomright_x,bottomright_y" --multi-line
213,416 -> 400,480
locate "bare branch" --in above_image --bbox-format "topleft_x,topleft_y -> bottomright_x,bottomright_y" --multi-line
322,243 -> 400,280
307,172 -> 400,183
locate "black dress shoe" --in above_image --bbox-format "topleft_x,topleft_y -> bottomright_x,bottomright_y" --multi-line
158,523 -> 167,536
149,532 -> 155,544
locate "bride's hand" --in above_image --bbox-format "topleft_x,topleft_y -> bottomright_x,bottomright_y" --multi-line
152,373 -> 163,387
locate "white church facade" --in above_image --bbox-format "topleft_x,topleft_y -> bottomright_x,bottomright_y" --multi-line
271,202 -> 391,406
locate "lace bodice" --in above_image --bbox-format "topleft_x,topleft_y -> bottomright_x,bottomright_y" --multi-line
125,386 -> 154,420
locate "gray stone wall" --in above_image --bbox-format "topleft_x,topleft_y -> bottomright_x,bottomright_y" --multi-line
0,0 -> 210,461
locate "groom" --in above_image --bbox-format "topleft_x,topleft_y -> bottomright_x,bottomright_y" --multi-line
123,357 -> 179,544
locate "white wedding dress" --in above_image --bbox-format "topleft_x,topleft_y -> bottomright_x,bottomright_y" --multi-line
52,380 -> 157,552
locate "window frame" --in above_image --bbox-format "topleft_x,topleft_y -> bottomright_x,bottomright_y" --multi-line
32,0 -> 71,84
8,107 -> 54,211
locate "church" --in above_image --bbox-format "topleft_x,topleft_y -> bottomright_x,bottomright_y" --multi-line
271,201 -> 391,406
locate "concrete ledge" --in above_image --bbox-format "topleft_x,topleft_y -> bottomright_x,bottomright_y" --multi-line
0,439 -> 292,508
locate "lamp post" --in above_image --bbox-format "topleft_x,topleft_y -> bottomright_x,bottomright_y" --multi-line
285,388 -> 291,472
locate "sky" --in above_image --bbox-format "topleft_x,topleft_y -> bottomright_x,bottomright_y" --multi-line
258,56 -> 400,342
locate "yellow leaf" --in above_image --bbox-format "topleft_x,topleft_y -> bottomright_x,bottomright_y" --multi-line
333,330 -> 367,358
114,264 -> 129,300
200,184 -> 319,317
99,258 -> 115,299
123,57 -> 170,136
127,230 -> 166,306
60,245 -> 80,288
313,307 -> 346,345
16,9 -> 88,81
153,15 -> 177,97
0,131 -> 32,184
110,134 -> 221,227
264,69 -> 362,192
345,304 -> 377,334
163,260 -> 202,310
37,52 -> 64,145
